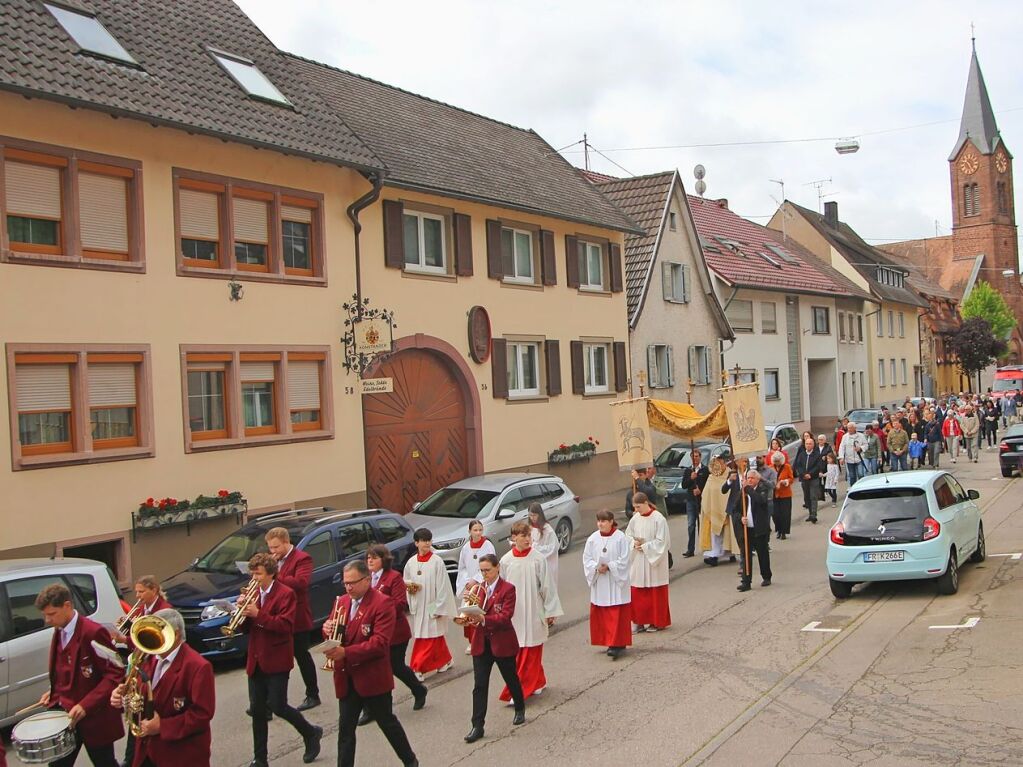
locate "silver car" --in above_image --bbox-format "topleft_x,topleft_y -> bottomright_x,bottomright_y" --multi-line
403,473 -> 581,575
0,558 -> 124,727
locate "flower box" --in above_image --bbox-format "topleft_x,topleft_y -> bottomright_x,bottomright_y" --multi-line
547,448 -> 596,464
131,490 -> 246,540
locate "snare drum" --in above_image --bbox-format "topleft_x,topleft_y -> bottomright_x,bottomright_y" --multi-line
12,710 -> 76,763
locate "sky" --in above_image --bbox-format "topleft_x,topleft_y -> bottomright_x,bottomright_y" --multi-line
236,0 -> 1022,250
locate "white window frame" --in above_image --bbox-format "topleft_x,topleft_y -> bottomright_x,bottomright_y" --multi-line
876,312 -> 883,337
857,314 -> 864,343
689,345 -> 711,385
859,371 -> 866,405
898,312 -> 905,338
402,210 -> 447,274
901,359 -> 908,386
579,241 -> 605,291
890,358 -> 897,386
761,302 -> 777,334
878,359 -> 886,387
841,372 -> 848,411
507,341 -> 541,397
838,311 -> 846,342
764,369 -> 780,400
663,262 -> 690,303
502,226 -> 535,284
583,343 -> 610,395
887,310 -> 894,337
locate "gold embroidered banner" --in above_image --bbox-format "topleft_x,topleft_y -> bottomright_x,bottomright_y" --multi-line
720,383 -> 767,457
609,398 -> 654,470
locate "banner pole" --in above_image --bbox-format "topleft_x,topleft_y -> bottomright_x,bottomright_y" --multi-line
739,457 -> 751,583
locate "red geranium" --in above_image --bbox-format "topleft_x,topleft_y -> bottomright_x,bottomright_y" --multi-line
218,489 -> 229,498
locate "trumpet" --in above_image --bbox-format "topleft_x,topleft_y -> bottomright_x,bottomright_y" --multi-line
122,615 -> 176,737
322,596 -> 348,671
221,578 -> 259,637
115,599 -> 144,635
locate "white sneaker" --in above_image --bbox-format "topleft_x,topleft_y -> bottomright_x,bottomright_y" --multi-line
438,661 -> 454,673
414,672 -> 426,682
464,644 -> 472,655
533,687 -> 545,696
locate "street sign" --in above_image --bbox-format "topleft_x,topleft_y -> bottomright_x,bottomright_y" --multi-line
361,377 -> 393,394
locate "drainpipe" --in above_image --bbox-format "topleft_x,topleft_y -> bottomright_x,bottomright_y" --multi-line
346,172 -> 383,319
718,286 -> 740,384
917,311 -> 926,397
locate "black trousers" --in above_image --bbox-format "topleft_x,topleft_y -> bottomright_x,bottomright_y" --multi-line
337,691 -> 416,767
391,640 -> 427,697
471,639 -> 524,729
248,668 -> 316,761
741,532 -> 772,583
293,630 -> 319,698
50,741 -> 117,767
772,497 -> 792,535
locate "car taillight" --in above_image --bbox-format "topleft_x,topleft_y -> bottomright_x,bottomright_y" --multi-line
830,522 -> 845,545
923,517 -> 940,541
1000,442 -> 1010,452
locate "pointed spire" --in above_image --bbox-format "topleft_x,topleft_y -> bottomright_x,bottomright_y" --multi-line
949,42 -> 1001,159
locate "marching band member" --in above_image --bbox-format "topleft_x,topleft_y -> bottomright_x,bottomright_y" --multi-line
323,560 -> 420,767
625,491 -> 671,632
402,528 -> 457,681
110,609 -> 215,767
35,582 -> 123,767
528,504 -> 560,586
583,510 -> 632,658
455,520 -> 495,654
241,553 -> 322,767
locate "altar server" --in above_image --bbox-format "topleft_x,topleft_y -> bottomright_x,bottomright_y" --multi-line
624,492 -> 671,631
528,503 -> 560,586
582,510 -> 631,658
403,528 -> 457,680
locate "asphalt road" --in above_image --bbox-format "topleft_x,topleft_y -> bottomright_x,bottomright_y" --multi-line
9,448 -> 1021,766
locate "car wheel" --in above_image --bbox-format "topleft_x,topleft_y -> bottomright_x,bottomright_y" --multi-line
936,549 -> 959,595
969,522 -> 986,563
829,578 -> 853,599
1001,466 -> 1014,478
555,518 -> 573,554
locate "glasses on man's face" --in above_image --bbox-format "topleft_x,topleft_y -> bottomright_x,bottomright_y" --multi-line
479,568 -> 494,576
343,576 -> 369,588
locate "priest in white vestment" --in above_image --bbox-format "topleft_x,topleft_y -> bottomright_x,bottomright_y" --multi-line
700,456 -> 736,564
624,491 -> 671,631
583,509 -> 631,657
528,503 -> 560,586
404,528 -> 457,678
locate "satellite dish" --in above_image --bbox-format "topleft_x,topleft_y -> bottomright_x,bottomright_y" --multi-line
695,179 -> 707,196
694,164 -> 706,180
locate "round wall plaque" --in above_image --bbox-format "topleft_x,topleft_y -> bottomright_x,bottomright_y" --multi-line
467,305 -> 491,364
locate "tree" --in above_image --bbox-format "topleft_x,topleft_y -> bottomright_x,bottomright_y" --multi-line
948,317 -> 1007,392
960,280 -> 1016,340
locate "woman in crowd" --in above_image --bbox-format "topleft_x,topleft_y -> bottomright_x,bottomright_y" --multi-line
771,452 -> 794,540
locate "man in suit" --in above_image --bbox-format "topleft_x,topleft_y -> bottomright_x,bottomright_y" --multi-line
680,449 -> 710,559
738,470 -> 773,592
457,554 -> 525,744
266,527 -> 319,711
241,553 -> 322,767
110,609 -> 215,767
323,560 -> 419,767
35,582 -> 124,767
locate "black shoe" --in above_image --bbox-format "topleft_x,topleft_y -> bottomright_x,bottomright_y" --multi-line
609,647 -> 624,660
358,710 -> 374,726
513,709 -> 526,725
810,517 -> 818,524
464,727 -> 485,743
413,688 -> 427,710
704,556 -> 719,566
682,552 -> 695,558
605,647 -> 614,655
729,555 -> 737,563
246,708 -> 272,721
405,761 -> 420,767
302,725 -> 322,764
249,761 -> 268,767
761,579 -> 772,587
297,695 -> 320,712
737,582 -> 752,592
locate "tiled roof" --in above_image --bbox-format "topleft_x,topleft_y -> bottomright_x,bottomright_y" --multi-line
288,55 -> 639,234
0,0 -> 384,171
949,46 -> 1003,159
687,197 -> 872,300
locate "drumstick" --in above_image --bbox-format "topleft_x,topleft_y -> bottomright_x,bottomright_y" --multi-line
14,701 -> 46,717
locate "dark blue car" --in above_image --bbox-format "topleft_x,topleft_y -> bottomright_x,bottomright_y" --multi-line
163,507 -> 416,660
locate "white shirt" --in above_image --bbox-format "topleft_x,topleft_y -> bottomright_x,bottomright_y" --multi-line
152,644 -> 182,688
371,570 -> 383,589
348,597 -> 362,621
259,581 -> 274,604
61,611 -> 80,649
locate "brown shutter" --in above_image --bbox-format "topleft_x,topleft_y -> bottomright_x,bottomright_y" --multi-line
565,235 -> 579,288
609,243 -> 624,293
486,219 -> 503,279
382,199 -> 404,269
491,338 -> 508,398
570,340 -> 584,394
453,212 -> 473,276
613,341 -> 628,392
540,229 -> 556,286
545,340 -> 561,396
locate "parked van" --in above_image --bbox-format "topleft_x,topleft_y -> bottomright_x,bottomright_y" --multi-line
991,365 -> 1023,400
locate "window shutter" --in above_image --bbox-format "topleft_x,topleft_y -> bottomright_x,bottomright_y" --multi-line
570,340 -> 584,394
453,212 -> 473,277
232,197 -> 268,243
609,243 -> 624,293
79,173 -> 129,253
565,236 -> 580,288
682,264 -> 691,303
613,341 -> 628,392
666,344 -> 675,386
4,161 -> 62,218
647,345 -> 657,387
540,229 -> 557,286
179,189 -> 220,239
382,199 -> 405,269
486,219 -> 503,279
240,362 -> 274,381
88,364 -> 136,406
688,346 -> 697,383
544,340 -> 561,396
16,364 -> 71,410
662,261 -> 674,301
287,361 -> 320,410
281,204 -> 312,223
491,338 -> 508,398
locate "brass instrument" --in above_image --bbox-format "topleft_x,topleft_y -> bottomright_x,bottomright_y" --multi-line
122,615 -> 176,737
454,581 -> 486,625
322,596 -> 348,671
114,599 -> 144,635
221,578 -> 259,637
405,580 -> 421,595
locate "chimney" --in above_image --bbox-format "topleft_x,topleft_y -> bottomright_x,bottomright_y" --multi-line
716,198 -> 728,210
824,201 -> 839,228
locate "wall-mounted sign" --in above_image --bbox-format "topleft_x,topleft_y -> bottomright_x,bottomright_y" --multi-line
341,296 -> 396,375
467,305 -> 491,364
353,318 -> 392,356
361,377 -> 394,394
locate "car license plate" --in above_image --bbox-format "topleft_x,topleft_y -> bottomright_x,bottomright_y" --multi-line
864,551 -> 904,562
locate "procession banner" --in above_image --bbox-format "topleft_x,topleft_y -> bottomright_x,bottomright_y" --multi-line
647,398 -> 730,439
720,383 -> 767,456
609,397 -> 654,470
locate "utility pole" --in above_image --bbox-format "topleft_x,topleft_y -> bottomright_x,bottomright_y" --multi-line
583,132 -> 590,171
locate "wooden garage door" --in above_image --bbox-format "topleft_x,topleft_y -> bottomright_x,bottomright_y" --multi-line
363,350 -> 468,514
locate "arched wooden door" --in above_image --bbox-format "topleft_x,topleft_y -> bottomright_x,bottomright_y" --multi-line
363,349 -> 469,514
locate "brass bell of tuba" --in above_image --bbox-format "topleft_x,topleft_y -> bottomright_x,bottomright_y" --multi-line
122,615 -> 176,737
457,581 -> 487,622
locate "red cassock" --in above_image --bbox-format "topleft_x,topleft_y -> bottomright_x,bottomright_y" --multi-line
589,604 -> 632,647
132,644 -> 215,767
373,568 -> 412,646
49,614 -> 125,748
276,548 -> 314,633
470,578 -> 519,658
242,580 -> 297,676
329,588 -> 396,699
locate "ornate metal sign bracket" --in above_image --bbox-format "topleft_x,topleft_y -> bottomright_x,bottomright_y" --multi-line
341,295 -> 397,375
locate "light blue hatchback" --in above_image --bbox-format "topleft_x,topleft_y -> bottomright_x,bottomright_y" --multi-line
826,470 -> 985,598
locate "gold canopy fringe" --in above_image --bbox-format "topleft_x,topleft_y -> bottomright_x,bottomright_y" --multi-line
646,398 -> 731,440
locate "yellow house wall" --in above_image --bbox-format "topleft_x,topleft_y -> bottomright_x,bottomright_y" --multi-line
866,302 -> 921,406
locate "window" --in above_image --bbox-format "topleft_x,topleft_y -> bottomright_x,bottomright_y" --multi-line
731,369 -> 756,385
211,50 -> 291,105
841,372 -> 848,410
577,240 -> 606,290
8,345 -> 152,469
764,369 -> 780,400
174,170 -> 323,283
337,522 -> 373,558
890,359 -> 897,386
182,347 -> 331,451
662,262 -> 690,303
507,341 -> 540,397
878,359 -> 886,387
402,210 -> 446,273
688,345 -> 711,385
898,312 -> 905,338
887,310 -> 894,337
761,302 -> 777,334
584,343 -> 610,394
669,211 -> 677,230
726,299 -> 753,333
302,531 -> 335,570
857,314 -> 864,342
997,181 -> 1008,215
901,359 -> 908,386
375,518 -> 408,544
859,372 -> 866,405
963,183 -> 980,217
647,344 -> 673,388
876,312 -> 883,337
838,312 -> 846,341
501,227 -> 535,283
45,4 -> 136,65
6,576 -> 57,638
812,306 -> 830,334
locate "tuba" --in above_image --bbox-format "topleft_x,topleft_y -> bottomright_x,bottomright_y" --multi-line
322,596 -> 348,671
221,578 -> 259,637
456,581 -> 486,624
122,615 -> 176,737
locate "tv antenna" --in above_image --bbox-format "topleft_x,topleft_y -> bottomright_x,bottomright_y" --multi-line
803,177 -> 834,212
769,179 -> 786,240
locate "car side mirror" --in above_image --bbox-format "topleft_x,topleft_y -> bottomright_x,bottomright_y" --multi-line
968,489 -> 980,500
496,507 -> 516,520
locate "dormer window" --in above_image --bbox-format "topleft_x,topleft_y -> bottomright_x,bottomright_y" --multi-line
211,50 -> 291,106
875,266 -> 904,289
45,4 -> 136,65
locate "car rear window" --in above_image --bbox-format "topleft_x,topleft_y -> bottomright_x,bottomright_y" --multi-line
841,487 -> 929,545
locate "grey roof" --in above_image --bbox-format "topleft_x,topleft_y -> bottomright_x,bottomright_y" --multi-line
288,55 -> 640,233
948,45 -> 1003,159
0,0 -> 383,172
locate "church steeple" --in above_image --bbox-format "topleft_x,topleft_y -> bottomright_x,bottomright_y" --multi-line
948,43 -> 1001,159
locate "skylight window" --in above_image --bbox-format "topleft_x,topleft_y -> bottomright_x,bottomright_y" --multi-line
765,243 -> 798,263
758,252 -> 782,269
211,51 -> 291,106
46,4 -> 136,65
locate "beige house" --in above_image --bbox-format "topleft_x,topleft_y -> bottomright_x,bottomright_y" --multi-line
0,0 -> 637,581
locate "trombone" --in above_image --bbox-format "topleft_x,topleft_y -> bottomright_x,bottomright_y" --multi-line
322,596 -> 348,671
122,615 -> 176,737
221,578 -> 259,637
114,599 -> 144,634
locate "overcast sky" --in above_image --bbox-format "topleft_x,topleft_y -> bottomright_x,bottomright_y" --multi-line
238,0 -> 1021,249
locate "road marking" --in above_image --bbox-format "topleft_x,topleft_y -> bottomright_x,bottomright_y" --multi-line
989,552 -> 1023,560
801,621 -> 841,633
928,617 -> 980,630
